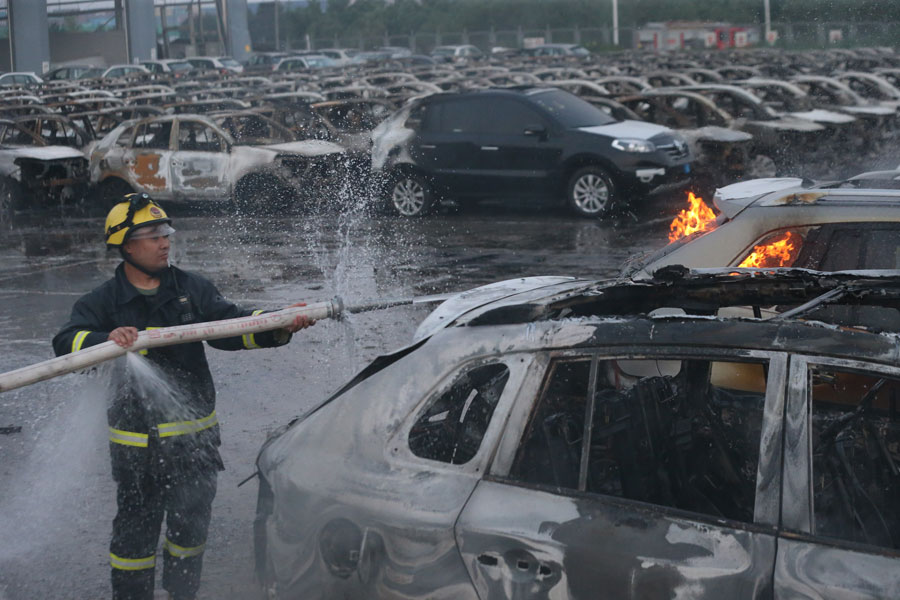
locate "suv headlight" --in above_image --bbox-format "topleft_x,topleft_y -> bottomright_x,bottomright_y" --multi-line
612,138 -> 656,153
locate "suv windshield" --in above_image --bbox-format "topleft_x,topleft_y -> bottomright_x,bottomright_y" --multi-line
529,88 -> 617,127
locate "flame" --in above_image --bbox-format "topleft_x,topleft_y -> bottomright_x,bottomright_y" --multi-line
738,231 -> 799,268
669,192 -> 717,243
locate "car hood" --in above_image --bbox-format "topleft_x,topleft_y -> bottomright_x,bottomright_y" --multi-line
0,145 -> 86,161
414,276 -> 591,342
750,116 -> 825,132
578,119 -> 671,140
681,126 -> 753,144
788,109 -> 856,125
841,105 -> 896,117
257,139 -> 346,156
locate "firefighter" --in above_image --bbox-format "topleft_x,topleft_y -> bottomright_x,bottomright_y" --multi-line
52,193 -> 313,600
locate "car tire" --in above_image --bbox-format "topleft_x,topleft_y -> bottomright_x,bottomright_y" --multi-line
389,171 -> 434,217
0,178 -> 22,229
96,178 -> 133,212
567,166 -> 616,218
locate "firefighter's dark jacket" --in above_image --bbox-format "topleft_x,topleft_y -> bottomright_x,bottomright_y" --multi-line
53,263 -> 289,466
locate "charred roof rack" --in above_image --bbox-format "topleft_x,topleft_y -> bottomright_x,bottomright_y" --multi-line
466,267 -> 900,330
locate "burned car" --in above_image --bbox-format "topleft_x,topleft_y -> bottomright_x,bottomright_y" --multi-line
625,179 -> 900,284
625,160 -> 900,330
309,98 -> 394,155
670,85 -> 826,177
255,270 -> 900,599
371,87 -> 691,217
0,118 -> 89,225
89,113 -> 347,211
616,89 -> 756,190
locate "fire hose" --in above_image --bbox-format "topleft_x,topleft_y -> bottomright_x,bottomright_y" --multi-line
0,294 -> 449,394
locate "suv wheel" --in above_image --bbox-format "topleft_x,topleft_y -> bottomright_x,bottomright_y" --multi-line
567,166 -> 616,218
390,172 -> 434,217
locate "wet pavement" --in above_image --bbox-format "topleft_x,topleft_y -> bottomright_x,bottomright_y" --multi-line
0,201 -> 676,599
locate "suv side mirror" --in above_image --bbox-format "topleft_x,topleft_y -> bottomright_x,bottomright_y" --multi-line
523,124 -> 547,139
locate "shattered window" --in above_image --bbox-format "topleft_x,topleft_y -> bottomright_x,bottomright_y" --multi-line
510,359 -> 591,490
510,356 -> 768,524
737,227 -> 809,268
811,367 -> 900,550
775,224 -> 900,330
409,363 -> 510,465
115,125 -> 135,147
39,119 -> 81,147
0,124 -> 34,145
178,121 -> 224,152
133,121 -> 172,150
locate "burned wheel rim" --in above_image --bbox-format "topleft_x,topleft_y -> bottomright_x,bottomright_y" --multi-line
572,173 -> 610,215
392,178 -> 426,216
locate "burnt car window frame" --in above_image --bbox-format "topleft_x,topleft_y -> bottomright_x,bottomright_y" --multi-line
131,119 -> 173,151
491,347 -> 787,530
176,119 -> 225,153
784,354 -> 900,556
734,222 -> 900,270
394,353 -> 537,474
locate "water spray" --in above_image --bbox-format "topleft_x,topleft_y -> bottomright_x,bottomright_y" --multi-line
0,293 -> 450,394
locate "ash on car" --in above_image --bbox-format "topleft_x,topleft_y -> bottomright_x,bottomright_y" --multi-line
255,270 -> 900,599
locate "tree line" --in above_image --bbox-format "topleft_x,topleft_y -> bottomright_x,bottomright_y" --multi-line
247,0 -> 900,45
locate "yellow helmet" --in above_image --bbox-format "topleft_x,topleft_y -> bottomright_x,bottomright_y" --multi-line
105,193 -> 173,248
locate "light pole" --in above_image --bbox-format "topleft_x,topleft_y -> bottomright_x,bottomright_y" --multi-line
274,0 -> 280,51
764,0 -> 771,40
612,0 -> 619,46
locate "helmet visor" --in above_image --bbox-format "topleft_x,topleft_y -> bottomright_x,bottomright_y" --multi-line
127,222 -> 176,241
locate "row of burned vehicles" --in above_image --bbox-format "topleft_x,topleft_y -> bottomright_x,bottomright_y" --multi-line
1,46 -> 899,223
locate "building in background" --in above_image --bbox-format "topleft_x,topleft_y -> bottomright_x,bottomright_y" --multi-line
636,21 -> 761,51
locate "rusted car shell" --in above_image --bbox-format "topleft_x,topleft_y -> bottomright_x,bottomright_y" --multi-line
90,115 -> 345,203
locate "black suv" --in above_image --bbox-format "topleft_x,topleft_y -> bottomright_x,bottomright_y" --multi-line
371,87 -> 692,217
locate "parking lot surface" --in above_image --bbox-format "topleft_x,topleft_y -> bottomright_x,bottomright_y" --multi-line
0,204 -> 672,599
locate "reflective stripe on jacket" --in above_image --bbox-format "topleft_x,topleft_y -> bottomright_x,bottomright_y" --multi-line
52,264 -> 290,459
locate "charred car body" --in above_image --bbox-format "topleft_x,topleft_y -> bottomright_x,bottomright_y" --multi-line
669,85 -> 826,177
616,89 -> 757,190
0,117 -> 89,225
371,87 -> 691,217
255,270 -> 900,599
89,113 -> 348,211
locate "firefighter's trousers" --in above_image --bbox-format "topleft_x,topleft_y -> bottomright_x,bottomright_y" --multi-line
109,447 -> 218,600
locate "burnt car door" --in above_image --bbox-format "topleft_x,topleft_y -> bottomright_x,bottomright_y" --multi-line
126,119 -> 174,199
777,355 -> 900,598
456,350 -> 787,599
474,98 -> 563,200
407,98 -> 484,196
171,118 -> 230,200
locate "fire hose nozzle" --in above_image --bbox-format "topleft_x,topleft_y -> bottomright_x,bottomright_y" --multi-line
329,296 -> 345,320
